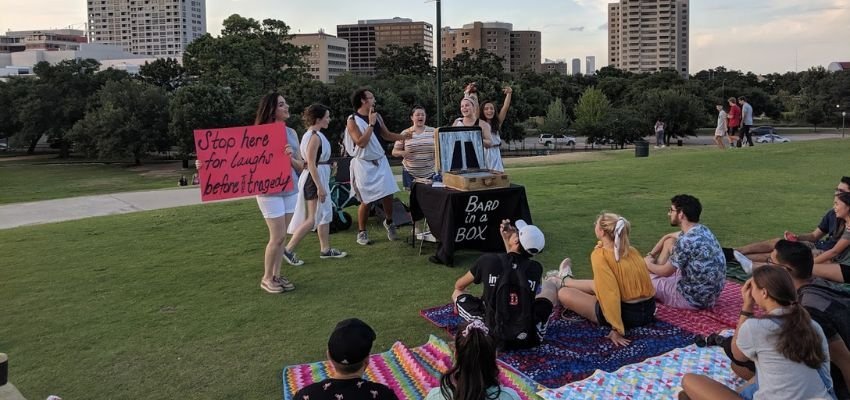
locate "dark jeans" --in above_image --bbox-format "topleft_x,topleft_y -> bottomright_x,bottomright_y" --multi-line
738,125 -> 753,147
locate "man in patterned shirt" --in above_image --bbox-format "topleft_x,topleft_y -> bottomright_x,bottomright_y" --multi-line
293,318 -> 399,400
644,194 -> 727,309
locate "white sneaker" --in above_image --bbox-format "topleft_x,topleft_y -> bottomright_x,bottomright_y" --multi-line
733,250 -> 754,274
383,220 -> 398,241
356,231 -> 370,245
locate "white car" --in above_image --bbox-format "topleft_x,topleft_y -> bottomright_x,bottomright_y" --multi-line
756,133 -> 790,143
538,134 -> 576,146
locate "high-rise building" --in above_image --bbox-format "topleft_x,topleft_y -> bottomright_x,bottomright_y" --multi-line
441,21 -> 541,73
608,0 -> 689,76
541,59 -> 568,75
586,56 -> 596,75
0,29 -> 87,53
572,58 -> 581,75
87,0 -> 207,57
336,17 -> 433,76
290,31 -> 349,83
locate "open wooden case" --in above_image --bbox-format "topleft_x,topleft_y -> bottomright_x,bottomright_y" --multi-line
434,126 -> 510,191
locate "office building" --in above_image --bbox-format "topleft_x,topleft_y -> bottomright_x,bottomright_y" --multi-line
586,55 -> 596,75
541,59 -> 568,75
290,32 -> 349,83
608,0 -> 689,76
336,17 -> 433,76
0,43 -> 156,78
441,21 -> 541,73
87,0 -> 207,57
572,58 -> 581,75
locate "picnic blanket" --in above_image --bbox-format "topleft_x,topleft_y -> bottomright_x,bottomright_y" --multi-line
282,335 -> 540,400
420,304 -> 695,388
654,280 -> 750,336
538,330 -> 746,400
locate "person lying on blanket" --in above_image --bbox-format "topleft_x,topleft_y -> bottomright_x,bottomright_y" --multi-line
293,318 -> 399,400
679,265 -> 835,400
644,194 -> 726,310
544,212 -> 657,347
425,320 -> 521,400
705,240 -> 850,399
452,219 -> 559,350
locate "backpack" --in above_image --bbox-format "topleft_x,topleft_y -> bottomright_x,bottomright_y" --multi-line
485,253 -> 536,349
799,280 -> 850,343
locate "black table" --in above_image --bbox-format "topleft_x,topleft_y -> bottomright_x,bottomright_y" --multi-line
409,183 -> 532,266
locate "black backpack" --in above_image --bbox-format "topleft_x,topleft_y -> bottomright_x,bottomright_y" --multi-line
799,280 -> 850,342
485,253 -> 536,349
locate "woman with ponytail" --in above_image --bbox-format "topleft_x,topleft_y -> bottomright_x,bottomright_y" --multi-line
546,212 -> 656,346
680,264 -> 834,400
425,320 -> 520,400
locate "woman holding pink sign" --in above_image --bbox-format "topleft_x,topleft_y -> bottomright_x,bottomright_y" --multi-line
198,92 -> 305,294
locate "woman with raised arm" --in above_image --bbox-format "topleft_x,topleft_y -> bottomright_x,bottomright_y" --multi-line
478,86 -> 511,172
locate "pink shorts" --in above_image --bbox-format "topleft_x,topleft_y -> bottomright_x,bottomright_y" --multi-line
650,270 -> 697,310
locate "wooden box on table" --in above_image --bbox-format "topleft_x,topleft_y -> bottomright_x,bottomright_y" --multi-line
434,126 -> 509,191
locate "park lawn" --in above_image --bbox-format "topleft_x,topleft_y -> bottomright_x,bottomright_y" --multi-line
0,139 -> 844,399
0,161 -> 185,205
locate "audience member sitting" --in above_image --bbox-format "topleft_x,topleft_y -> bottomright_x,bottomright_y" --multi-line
546,213 -> 656,347
644,194 -> 726,310
452,219 -> 557,350
293,318 -> 399,400
679,265 -> 835,400
425,320 -> 521,400
731,176 -> 850,269
813,192 -> 850,283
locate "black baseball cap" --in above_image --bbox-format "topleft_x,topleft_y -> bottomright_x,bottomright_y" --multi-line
327,318 -> 376,365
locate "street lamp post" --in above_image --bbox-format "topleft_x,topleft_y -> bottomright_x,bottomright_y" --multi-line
843,111 -> 846,139
436,0 -> 442,126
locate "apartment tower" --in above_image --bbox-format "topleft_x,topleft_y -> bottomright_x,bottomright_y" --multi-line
608,0 -> 689,75
336,17 -> 433,76
87,0 -> 206,57
290,32 -> 349,83
441,21 -> 541,73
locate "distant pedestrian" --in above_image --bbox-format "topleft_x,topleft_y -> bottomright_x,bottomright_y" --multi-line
738,96 -> 754,147
654,119 -> 666,149
726,97 -> 741,147
178,175 -> 188,186
714,102 -> 728,150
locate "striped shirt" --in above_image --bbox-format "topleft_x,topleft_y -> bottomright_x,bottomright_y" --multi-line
393,126 -> 436,179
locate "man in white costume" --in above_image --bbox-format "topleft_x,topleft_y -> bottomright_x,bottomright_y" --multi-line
344,88 -> 412,245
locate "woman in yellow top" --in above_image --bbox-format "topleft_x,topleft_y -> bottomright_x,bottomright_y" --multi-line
551,212 -> 656,346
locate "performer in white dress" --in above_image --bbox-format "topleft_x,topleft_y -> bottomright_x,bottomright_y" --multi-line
344,88 -> 412,246
452,93 -> 494,170
285,104 -> 347,260
478,86 -> 512,172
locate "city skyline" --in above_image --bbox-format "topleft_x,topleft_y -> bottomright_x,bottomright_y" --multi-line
1,0 -> 848,74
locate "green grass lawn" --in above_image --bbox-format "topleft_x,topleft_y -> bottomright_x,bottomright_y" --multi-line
0,140 -> 845,399
0,160 -> 185,204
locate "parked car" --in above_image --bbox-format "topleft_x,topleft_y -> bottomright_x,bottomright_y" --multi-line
0,143 -> 7,151
750,126 -> 777,136
538,133 -> 576,146
756,133 -> 790,143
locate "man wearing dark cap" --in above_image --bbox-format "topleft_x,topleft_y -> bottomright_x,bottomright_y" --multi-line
293,318 -> 399,400
452,219 -> 558,350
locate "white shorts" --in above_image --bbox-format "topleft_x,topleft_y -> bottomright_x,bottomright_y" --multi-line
256,193 -> 297,219
714,129 -> 727,137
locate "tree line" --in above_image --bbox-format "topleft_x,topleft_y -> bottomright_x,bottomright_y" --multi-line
1,14 -> 848,163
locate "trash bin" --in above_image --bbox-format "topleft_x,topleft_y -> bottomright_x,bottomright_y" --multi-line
635,140 -> 649,157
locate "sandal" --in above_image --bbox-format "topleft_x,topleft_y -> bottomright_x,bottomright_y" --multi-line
260,280 -> 284,294
274,276 -> 295,292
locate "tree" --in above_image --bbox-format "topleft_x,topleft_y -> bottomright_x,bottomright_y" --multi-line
541,98 -> 570,135
183,15 -> 309,120
375,44 -> 434,77
442,48 -> 507,82
138,58 -> 185,91
70,80 -> 170,165
573,87 -> 611,144
169,84 -> 237,167
637,89 -> 706,142
606,107 -> 646,149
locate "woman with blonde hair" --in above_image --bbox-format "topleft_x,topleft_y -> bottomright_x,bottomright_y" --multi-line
547,212 -> 656,346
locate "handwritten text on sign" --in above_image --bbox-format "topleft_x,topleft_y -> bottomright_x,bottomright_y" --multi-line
455,195 -> 500,242
194,123 -> 292,201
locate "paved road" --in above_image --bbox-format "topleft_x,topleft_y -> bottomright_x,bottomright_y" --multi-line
514,132 -> 842,149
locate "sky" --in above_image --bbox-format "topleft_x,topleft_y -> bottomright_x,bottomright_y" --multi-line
1,0 -> 849,74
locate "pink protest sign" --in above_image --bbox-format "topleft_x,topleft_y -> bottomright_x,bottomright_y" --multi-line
194,123 -> 293,202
